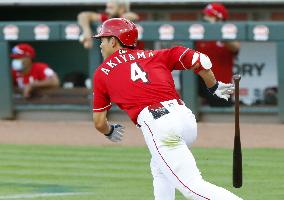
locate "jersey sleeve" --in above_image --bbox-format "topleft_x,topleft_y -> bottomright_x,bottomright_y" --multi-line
43,68 -> 55,77
165,46 -> 196,71
93,72 -> 112,112
36,63 -> 55,80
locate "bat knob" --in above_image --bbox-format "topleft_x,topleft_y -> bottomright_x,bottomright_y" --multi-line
233,74 -> 241,81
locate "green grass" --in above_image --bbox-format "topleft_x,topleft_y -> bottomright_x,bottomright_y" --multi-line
0,144 -> 283,200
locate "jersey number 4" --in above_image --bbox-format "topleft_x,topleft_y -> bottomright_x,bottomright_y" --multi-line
131,62 -> 149,83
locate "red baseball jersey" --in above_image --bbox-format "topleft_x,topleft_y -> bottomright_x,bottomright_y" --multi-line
99,13 -> 109,22
195,41 -> 236,83
12,62 -> 55,88
93,46 -> 197,123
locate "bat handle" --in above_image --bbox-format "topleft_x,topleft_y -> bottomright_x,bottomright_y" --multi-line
233,74 -> 241,136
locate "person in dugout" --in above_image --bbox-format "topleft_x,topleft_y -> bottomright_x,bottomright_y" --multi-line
196,3 -> 240,107
10,43 -> 60,98
77,0 -> 139,49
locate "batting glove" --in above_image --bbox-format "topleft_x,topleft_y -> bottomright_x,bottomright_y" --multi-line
105,124 -> 125,142
208,81 -> 235,101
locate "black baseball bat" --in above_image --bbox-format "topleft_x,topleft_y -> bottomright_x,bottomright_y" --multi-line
233,74 -> 242,188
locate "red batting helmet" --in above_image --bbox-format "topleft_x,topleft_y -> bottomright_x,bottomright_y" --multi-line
203,3 -> 228,21
10,43 -> 36,59
93,18 -> 138,47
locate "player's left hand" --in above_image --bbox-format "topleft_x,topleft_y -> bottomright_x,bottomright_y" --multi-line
105,124 -> 125,142
208,81 -> 235,101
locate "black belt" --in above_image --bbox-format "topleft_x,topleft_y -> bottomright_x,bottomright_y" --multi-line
148,99 -> 183,120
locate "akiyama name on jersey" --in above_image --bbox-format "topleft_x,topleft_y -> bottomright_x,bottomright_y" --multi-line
100,50 -> 154,75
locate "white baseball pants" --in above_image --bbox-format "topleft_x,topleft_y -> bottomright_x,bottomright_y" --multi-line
137,99 -> 243,200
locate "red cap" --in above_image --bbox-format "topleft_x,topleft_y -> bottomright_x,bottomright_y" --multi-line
203,3 -> 228,21
93,18 -> 138,47
10,43 -> 36,59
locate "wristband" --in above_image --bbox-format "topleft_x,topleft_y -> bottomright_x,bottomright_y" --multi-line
208,82 -> 219,93
105,125 -> 114,136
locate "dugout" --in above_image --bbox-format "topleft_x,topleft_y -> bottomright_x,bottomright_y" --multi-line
0,21 -> 284,122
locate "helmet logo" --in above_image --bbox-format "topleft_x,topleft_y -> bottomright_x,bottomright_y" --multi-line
12,46 -> 24,55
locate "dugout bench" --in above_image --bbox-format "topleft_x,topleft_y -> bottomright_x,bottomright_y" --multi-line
0,21 -> 284,122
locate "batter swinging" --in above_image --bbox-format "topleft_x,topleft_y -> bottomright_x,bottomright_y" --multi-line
92,18 -> 243,200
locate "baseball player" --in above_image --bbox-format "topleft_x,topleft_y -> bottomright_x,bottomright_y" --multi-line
92,18 -> 243,200
77,0 -> 139,49
10,43 -> 60,98
196,3 -> 240,107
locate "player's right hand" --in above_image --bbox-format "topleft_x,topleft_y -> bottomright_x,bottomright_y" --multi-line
209,81 -> 235,101
105,124 -> 125,142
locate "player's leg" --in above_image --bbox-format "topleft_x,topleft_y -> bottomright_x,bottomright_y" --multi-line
155,144 -> 243,200
139,105 -> 242,200
150,157 -> 175,200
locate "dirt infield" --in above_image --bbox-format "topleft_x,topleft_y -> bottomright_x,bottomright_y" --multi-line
0,119 -> 283,148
